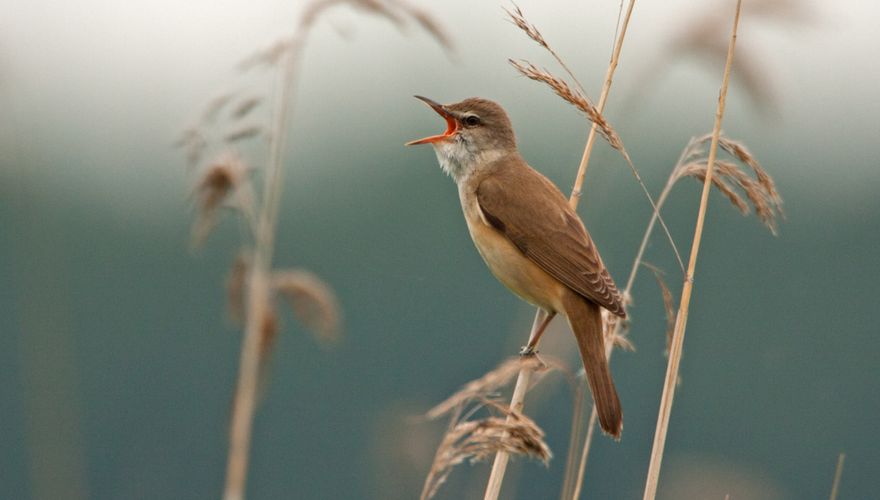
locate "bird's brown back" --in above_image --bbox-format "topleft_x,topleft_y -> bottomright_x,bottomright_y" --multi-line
474,156 -> 626,317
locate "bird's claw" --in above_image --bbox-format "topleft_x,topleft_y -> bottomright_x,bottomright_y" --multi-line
519,345 -> 537,356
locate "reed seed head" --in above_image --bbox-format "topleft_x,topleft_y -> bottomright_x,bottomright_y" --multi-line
191,153 -> 252,247
272,269 -> 342,345
422,400 -> 551,500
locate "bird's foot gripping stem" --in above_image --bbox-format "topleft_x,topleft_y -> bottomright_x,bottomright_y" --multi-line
519,345 -> 538,357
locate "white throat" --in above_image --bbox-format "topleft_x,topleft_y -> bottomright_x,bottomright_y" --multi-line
432,137 -> 505,184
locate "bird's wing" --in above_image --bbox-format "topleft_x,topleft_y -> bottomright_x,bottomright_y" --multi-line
476,165 -> 626,317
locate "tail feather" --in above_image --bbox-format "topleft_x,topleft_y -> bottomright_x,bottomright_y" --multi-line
563,291 -> 623,438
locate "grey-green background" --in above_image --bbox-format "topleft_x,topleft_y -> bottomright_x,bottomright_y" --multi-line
2,0 -> 878,498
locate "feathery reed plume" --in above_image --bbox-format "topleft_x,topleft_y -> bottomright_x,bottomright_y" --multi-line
272,269 -> 342,345
505,4 -> 585,93
509,60 -> 623,152
672,134 -> 784,233
642,2 -> 743,498
422,399 -> 551,500
191,153 -> 253,248
425,356 -> 548,420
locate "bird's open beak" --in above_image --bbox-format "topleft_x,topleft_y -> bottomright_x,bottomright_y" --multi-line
405,96 -> 459,146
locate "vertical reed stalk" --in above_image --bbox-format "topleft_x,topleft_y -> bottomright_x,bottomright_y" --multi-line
485,3 -> 637,498
641,2 -> 742,499
223,32 -> 306,500
829,453 -> 846,500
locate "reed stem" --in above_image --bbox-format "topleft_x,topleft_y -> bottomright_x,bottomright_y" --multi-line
223,31 -> 305,500
641,2 -> 742,498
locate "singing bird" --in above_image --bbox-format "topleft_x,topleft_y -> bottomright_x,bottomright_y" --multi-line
406,96 -> 626,437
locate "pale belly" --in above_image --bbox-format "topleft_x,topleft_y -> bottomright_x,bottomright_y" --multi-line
460,192 -> 566,313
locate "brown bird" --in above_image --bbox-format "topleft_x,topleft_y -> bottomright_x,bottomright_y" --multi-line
406,96 -> 626,437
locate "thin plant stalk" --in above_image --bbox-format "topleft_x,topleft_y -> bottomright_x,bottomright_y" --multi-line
569,0 -> 636,203
642,2 -> 743,499
559,382 -> 586,500
829,453 -> 846,500
484,2 -> 638,498
223,31 -> 306,500
482,313 -> 543,500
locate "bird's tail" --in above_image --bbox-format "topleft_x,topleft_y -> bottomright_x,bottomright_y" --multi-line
563,292 -> 623,439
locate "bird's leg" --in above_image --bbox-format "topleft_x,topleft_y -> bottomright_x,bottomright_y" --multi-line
520,310 -> 556,355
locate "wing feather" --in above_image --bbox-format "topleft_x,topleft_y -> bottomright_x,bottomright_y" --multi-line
476,164 -> 626,317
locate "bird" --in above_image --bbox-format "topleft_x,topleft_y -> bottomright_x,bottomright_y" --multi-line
406,96 -> 627,438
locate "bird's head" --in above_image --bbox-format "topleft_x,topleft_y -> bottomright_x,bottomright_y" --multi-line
406,96 -> 517,182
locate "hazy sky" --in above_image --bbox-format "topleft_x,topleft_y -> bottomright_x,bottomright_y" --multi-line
1,0 -> 878,214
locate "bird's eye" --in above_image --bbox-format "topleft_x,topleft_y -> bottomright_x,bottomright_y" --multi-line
464,115 -> 481,127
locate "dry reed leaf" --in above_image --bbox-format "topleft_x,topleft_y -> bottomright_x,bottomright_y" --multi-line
509,59 -> 623,152
191,153 -> 253,247
224,125 -> 264,143
231,96 -> 262,120
421,401 -> 551,500
272,269 -> 342,345
425,356 -> 546,420
643,263 -> 676,354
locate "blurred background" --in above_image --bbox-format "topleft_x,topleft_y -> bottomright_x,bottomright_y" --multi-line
1,0 -> 878,498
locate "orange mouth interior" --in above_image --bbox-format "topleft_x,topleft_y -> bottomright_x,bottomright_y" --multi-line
406,110 -> 458,145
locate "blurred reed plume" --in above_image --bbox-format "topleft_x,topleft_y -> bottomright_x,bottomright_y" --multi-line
190,153 -> 255,248
177,1 -> 450,498
626,0 -> 815,113
272,269 -> 342,345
